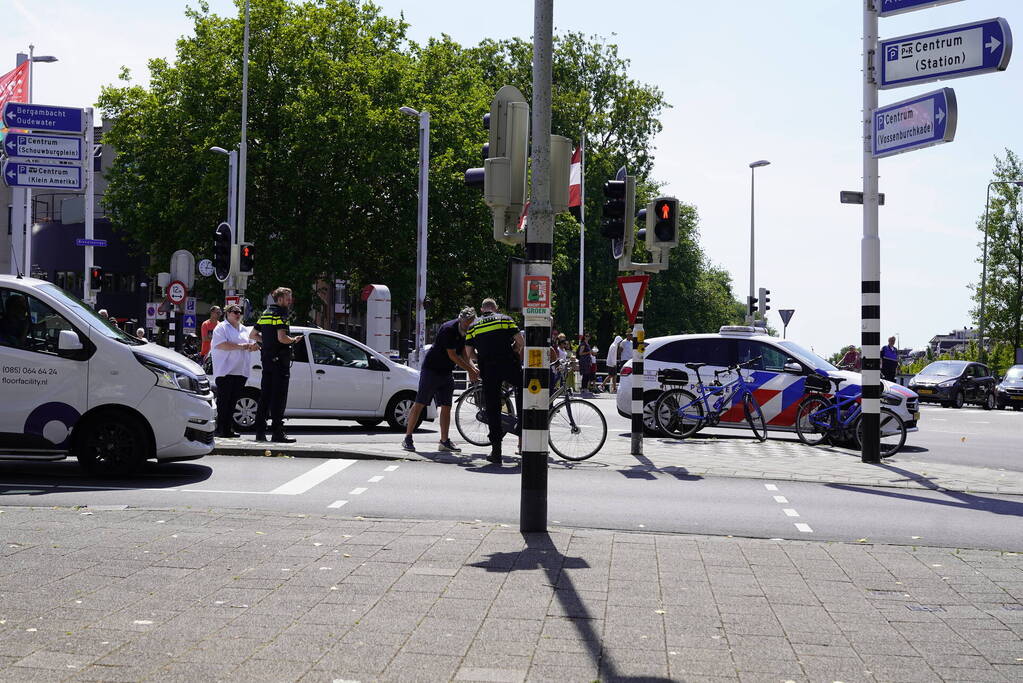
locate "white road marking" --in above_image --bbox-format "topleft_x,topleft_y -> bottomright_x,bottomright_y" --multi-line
765,484 -> 778,491
327,500 -> 348,509
384,465 -> 399,472
349,487 -> 368,495
783,508 -> 799,517
969,421 -> 990,424
773,495 -> 788,504
794,523 -> 813,533
368,476 -> 384,483
268,459 -> 356,495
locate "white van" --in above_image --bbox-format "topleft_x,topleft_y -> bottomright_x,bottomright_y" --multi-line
0,275 -> 215,475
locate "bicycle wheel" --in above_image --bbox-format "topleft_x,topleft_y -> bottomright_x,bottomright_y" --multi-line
855,409 -> 906,458
795,396 -> 832,446
548,398 -> 607,461
454,385 -> 513,447
743,394 -> 768,442
653,388 -> 702,438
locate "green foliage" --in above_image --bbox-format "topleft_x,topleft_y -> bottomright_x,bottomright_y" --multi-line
97,1 -> 744,339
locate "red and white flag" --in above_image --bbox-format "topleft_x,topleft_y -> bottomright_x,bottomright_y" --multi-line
517,201 -> 530,232
0,62 -> 29,115
568,146 -> 582,214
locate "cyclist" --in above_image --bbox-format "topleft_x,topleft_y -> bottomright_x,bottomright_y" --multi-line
465,298 -> 523,466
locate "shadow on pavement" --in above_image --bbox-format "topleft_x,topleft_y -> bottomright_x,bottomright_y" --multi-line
469,532 -> 674,682
0,461 -> 213,496
828,461 -> 1023,518
617,448 -> 703,482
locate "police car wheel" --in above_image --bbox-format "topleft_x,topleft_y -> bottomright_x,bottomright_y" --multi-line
386,392 -> 423,431
75,410 -> 148,476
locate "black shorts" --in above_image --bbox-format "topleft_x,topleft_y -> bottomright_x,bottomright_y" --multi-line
415,368 -> 455,407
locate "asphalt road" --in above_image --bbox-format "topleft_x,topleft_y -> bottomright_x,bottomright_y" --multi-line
1,453 -> 1020,552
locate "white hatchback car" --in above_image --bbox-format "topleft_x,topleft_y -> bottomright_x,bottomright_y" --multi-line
617,326 -> 920,434
229,326 -> 433,431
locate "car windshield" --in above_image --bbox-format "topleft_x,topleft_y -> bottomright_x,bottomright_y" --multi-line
1005,367 -> 1023,380
776,341 -> 838,371
38,283 -> 144,346
919,361 -> 966,377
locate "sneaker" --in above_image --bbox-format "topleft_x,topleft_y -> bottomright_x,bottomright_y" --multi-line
402,436 -> 415,452
486,452 -> 502,465
438,439 -> 461,453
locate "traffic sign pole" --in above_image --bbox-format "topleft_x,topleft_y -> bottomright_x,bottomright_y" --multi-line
84,108 -> 96,306
861,2 -> 881,464
630,299 -> 645,457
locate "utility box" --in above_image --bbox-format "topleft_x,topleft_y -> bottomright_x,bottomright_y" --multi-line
360,284 -> 392,355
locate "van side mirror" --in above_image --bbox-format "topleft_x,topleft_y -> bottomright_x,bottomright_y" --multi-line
58,329 -> 83,352
782,361 -> 803,374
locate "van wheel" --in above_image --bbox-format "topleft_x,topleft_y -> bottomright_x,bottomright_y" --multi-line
75,410 -> 149,476
385,392 -> 422,431
233,389 -> 260,431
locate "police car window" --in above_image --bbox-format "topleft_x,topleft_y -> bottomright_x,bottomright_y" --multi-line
0,289 -> 77,356
738,341 -> 788,371
685,338 -> 734,365
647,340 -> 687,363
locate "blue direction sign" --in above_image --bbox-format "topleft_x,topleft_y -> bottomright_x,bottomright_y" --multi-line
4,133 -> 83,161
75,238 -> 107,247
879,18 -> 1012,90
2,160 -> 83,190
877,0 -> 963,18
872,88 -> 957,158
2,102 -> 84,134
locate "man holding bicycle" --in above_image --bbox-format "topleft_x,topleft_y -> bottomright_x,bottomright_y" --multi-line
465,298 -> 523,465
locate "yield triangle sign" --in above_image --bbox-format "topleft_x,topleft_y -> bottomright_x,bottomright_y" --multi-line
617,275 -> 649,325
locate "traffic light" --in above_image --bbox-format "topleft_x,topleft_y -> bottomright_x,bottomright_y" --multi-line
238,242 -> 254,275
636,205 -> 649,249
483,86 -> 529,216
650,197 -> 679,249
747,295 -> 757,319
758,287 -> 771,319
213,222 -> 232,282
88,266 -> 103,291
463,113 -> 490,191
600,179 -> 626,240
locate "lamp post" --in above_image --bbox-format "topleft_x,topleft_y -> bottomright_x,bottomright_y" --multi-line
209,146 -> 239,236
748,160 -> 770,324
979,179 -> 1023,363
399,106 -> 430,368
19,46 -> 58,278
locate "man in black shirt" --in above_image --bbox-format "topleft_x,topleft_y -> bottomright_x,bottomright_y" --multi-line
249,287 -> 304,443
465,298 -> 523,465
402,307 -> 479,453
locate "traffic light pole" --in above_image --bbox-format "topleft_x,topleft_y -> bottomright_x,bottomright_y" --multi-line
860,1 -> 881,463
520,0 -> 553,534
84,107 -> 96,306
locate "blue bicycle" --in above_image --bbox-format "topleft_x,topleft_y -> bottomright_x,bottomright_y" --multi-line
794,369 -> 906,457
652,357 -> 768,441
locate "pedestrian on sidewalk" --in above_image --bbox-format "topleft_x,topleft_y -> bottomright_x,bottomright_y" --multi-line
402,307 -> 479,453
211,303 -> 258,437
881,336 -> 899,382
619,331 -> 634,372
249,287 -> 304,443
604,333 -> 622,393
465,298 -> 523,466
577,333 -> 595,393
200,306 -> 221,358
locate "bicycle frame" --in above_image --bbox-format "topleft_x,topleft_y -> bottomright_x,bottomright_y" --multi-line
679,366 -> 755,424
804,388 -> 862,436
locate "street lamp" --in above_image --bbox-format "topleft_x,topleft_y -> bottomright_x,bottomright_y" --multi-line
208,145 -> 239,236
399,106 -> 430,368
18,46 -> 58,280
748,159 -> 770,324
979,179 -> 1023,363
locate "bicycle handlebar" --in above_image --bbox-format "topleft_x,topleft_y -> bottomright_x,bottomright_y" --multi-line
712,356 -> 761,376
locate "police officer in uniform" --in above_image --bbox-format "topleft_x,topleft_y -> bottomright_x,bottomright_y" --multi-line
465,298 -> 523,465
249,287 -> 303,442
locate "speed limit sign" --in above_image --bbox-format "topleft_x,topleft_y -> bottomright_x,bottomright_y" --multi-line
167,280 -> 188,305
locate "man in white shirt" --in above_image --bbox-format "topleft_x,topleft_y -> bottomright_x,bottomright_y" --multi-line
605,334 -> 622,393
211,303 -> 259,437
619,331 -> 633,371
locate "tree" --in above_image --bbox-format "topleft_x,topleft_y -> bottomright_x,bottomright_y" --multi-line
972,149 -> 1023,355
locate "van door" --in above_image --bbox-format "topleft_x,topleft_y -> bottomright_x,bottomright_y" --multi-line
0,288 -> 90,453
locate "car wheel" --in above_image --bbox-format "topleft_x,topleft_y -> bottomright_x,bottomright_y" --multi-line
74,410 -> 150,476
356,418 -> 383,428
951,389 -> 965,409
983,392 -> 995,411
233,388 -> 260,431
642,391 -> 662,436
385,392 -> 422,431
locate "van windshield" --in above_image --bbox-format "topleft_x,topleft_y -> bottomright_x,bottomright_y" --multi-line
776,341 -> 838,372
38,283 -> 144,346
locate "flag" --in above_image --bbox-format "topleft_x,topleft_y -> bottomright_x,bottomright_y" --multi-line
568,146 -> 582,220
517,201 -> 530,232
0,62 -> 30,140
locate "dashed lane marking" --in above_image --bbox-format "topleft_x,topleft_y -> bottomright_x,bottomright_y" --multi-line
794,523 -> 814,533
269,459 -> 357,495
773,495 -> 788,504
384,465 -> 399,472
368,475 -> 384,483
328,500 -> 348,509
765,484 -> 779,491
349,487 -> 368,495
783,508 -> 799,517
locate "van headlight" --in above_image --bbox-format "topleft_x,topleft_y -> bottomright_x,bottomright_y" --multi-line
135,354 -> 202,394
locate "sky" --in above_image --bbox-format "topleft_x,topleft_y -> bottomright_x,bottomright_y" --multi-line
7,0 -> 1022,358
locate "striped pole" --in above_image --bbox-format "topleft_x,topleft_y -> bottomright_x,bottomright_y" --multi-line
860,1 -> 880,463
631,303 -> 645,455
520,0 -> 553,533
168,313 -> 176,350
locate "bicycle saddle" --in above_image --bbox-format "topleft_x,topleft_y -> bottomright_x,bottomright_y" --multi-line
827,376 -> 846,389
684,362 -> 707,371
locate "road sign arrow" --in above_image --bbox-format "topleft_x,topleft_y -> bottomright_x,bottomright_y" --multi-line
936,107 -> 945,124
4,138 -> 14,154
5,167 -> 15,182
987,35 -> 1001,53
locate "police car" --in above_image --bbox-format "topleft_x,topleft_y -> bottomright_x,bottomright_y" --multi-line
0,275 -> 215,475
229,326 -> 433,432
616,326 -> 920,434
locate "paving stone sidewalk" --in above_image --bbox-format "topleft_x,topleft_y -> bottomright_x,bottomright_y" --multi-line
1,506 -> 1021,682
214,431 -> 1023,496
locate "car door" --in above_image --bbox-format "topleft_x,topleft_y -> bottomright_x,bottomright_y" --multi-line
0,288 -> 89,453
308,333 -> 384,413
284,332 -> 312,410
961,364 -> 977,401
